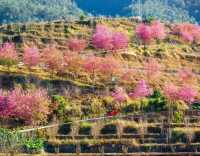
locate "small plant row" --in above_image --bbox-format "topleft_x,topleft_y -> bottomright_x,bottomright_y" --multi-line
0,128 -> 44,154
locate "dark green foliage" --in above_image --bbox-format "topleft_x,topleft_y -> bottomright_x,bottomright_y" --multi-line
0,0 -> 83,24
192,102 -> 200,110
147,90 -> 167,112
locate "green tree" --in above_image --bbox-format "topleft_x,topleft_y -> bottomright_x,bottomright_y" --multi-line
0,0 -> 83,23
129,0 -> 196,23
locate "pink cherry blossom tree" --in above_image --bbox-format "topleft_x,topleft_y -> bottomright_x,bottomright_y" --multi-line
151,20 -> 166,40
136,21 -> 166,52
0,42 -> 18,71
120,68 -> 136,84
129,79 -> 153,99
178,67 -> 197,85
135,23 -> 154,52
163,83 -> 179,120
42,45 -> 64,76
98,56 -> 122,82
63,52 -> 83,73
112,87 -> 128,109
67,38 -> 87,53
0,88 -> 50,125
178,85 -> 198,104
112,32 -> 129,51
23,45 -> 40,70
163,83 -> 179,102
173,23 -> 200,43
82,55 -> 102,82
92,24 -> 113,51
144,58 -> 161,82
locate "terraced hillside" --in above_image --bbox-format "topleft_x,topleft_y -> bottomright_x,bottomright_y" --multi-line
0,19 -> 200,155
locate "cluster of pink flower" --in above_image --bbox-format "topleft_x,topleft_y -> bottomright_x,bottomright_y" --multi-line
92,24 -> 129,51
0,88 -> 50,125
67,38 -> 87,53
172,23 -> 200,43
0,42 -> 18,67
83,55 -> 122,78
136,20 -> 166,44
112,79 -> 153,103
164,83 -> 198,104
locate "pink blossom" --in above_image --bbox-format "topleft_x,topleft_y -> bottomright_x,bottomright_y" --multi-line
92,24 -> 113,50
42,45 -> 64,71
163,83 -> 179,101
121,68 -> 136,82
83,56 -> 102,73
112,32 -> 129,50
0,42 -> 18,61
173,23 -> 200,43
178,85 -> 198,104
0,95 -> 10,118
136,23 -> 154,44
98,56 -> 121,76
68,38 -> 87,53
23,46 -> 40,68
178,67 -> 196,84
129,80 -> 153,99
144,58 -> 161,79
112,87 -> 127,103
151,20 -> 166,40
7,88 -> 50,125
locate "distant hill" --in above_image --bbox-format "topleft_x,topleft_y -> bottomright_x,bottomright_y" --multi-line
75,0 -> 200,23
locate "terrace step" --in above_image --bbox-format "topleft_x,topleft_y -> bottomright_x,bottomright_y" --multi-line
56,134 -> 164,140
44,143 -> 200,154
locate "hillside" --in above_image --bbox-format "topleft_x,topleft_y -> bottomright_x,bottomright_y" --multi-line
0,19 -> 200,155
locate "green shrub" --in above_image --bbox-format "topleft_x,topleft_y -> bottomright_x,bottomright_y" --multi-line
0,128 -> 24,153
147,90 -> 167,112
23,138 -> 44,154
52,95 -> 71,121
173,111 -> 184,123
192,102 -> 200,110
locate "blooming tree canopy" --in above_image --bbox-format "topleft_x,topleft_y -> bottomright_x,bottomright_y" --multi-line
92,24 -> 113,50
136,23 -> 154,44
178,85 -> 198,104
42,45 -> 63,72
129,80 -> 153,99
0,88 -> 50,125
144,58 -> 161,80
112,87 -> 128,103
92,24 -> 129,52
0,42 -> 18,67
68,38 -> 87,53
173,23 -> 200,43
23,46 -> 40,68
